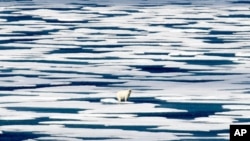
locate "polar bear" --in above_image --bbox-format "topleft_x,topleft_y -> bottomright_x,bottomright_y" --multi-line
116,89 -> 132,102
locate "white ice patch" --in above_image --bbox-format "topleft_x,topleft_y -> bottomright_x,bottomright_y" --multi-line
0,108 -> 39,120
80,103 -> 186,114
0,125 -> 178,141
0,1 -> 249,140
17,9 -> 88,21
100,98 -> 119,104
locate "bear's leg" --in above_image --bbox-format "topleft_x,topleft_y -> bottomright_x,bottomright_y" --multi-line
117,96 -> 121,102
124,96 -> 128,102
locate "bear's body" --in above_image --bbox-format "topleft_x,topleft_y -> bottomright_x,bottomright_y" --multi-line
116,89 -> 132,102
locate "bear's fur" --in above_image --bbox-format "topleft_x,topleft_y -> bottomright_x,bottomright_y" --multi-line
116,89 -> 132,102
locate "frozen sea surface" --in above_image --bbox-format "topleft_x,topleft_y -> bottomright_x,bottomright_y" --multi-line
0,0 -> 250,140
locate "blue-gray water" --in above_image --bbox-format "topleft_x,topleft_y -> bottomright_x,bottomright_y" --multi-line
0,0 -> 250,140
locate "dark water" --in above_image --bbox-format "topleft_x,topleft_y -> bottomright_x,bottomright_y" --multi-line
0,0 -> 250,140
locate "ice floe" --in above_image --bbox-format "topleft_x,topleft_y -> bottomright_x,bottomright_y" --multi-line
0,0 -> 249,140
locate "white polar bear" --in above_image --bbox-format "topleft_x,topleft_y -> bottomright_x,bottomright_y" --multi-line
116,89 -> 132,102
